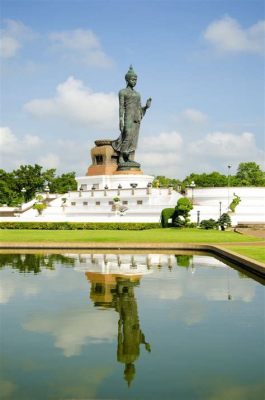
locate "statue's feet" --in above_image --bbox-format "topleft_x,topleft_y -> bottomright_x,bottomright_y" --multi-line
118,155 -> 125,164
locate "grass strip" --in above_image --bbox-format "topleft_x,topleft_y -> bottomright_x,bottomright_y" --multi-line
228,246 -> 265,264
0,228 -> 262,243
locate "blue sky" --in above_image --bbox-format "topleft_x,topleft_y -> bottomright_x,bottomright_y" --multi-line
0,0 -> 264,178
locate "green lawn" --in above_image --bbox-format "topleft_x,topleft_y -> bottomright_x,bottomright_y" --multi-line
228,246 -> 265,263
0,228 -> 262,243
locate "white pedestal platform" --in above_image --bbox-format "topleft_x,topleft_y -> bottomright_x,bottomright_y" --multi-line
76,174 -> 154,190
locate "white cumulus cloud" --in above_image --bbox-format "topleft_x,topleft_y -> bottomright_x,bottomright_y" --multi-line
38,153 -> 60,169
140,131 -> 183,154
0,126 -> 43,170
189,131 -> 261,159
204,16 -> 265,55
0,126 -> 42,155
181,108 -> 209,124
24,76 -> 118,131
137,129 -> 263,178
0,19 -> 35,58
49,29 -> 113,67
0,36 -> 20,58
138,131 -> 183,175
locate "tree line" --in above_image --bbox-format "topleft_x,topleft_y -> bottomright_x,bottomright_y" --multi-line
153,162 -> 265,190
0,165 -> 77,206
0,161 -> 264,206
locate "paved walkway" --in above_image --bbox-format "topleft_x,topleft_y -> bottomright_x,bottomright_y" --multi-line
235,228 -> 265,239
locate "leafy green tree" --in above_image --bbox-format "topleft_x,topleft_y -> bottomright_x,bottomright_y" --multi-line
235,162 -> 265,186
182,171 -> 228,188
12,164 -> 46,201
153,175 -> 181,189
42,168 -> 57,188
49,172 -> 77,193
0,169 -> 22,206
0,165 -> 78,205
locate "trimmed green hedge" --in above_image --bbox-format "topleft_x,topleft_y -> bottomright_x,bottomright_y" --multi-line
160,208 -> 175,228
0,222 -> 161,231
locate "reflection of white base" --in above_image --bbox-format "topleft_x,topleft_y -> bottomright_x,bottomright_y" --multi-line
73,253 -> 179,275
75,263 -> 153,276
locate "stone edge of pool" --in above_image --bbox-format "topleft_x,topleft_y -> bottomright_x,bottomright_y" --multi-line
0,242 -> 264,278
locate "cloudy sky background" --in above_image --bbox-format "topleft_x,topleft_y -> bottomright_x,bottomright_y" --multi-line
0,0 -> 264,178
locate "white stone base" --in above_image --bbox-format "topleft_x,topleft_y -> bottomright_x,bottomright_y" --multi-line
0,186 -> 181,223
1,186 -> 264,225
76,174 -> 154,190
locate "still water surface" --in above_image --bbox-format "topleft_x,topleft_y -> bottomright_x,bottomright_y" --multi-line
0,252 -> 264,400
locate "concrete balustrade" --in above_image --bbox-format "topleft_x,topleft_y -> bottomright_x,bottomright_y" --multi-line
0,184 -> 264,225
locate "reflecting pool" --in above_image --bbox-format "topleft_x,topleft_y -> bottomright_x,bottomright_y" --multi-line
0,252 -> 264,399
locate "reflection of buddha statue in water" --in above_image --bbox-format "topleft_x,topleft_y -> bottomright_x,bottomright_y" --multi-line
115,278 -> 151,386
86,272 -> 151,386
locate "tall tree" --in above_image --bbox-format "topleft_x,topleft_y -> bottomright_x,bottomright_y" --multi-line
235,162 -> 265,186
49,172 -> 77,193
182,171 -> 228,188
42,168 -> 57,188
0,169 -> 22,206
12,164 -> 46,201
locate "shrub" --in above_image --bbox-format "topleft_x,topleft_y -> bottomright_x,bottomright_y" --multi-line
187,222 -> 197,228
35,194 -> 44,202
33,203 -> 47,216
218,213 -> 231,230
200,219 -> 217,230
0,222 -> 161,230
160,208 -> 175,228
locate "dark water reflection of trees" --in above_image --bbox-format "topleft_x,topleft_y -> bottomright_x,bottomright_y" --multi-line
0,253 -> 195,274
0,253 -> 76,273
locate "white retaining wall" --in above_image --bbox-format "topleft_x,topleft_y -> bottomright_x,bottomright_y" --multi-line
0,186 -> 264,225
188,187 -> 265,224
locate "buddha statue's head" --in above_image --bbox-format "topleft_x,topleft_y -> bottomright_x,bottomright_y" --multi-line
125,65 -> 137,87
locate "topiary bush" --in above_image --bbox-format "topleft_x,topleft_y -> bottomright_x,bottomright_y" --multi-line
172,198 -> 193,228
160,208 -> 175,228
172,215 -> 186,228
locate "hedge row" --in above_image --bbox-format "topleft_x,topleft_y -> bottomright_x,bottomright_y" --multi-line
0,222 -> 161,231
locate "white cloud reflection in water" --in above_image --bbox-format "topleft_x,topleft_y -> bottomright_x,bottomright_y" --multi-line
23,308 -> 118,357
